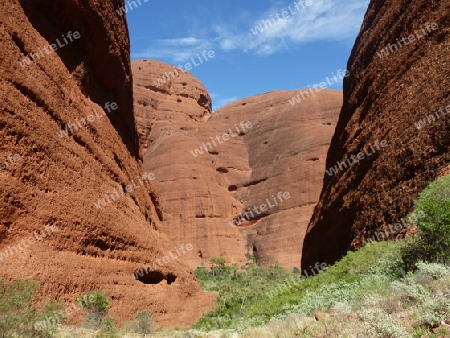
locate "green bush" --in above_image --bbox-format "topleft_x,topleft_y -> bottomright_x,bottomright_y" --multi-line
359,307 -> 410,338
77,290 -> 110,313
77,290 -> 111,329
96,317 -> 120,338
193,241 -> 404,331
133,309 -> 155,335
415,290 -> 450,327
403,175 -> 450,265
209,256 -> 229,277
192,239 -> 449,336
238,260 -> 449,337
193,258 -> 290,331
414,261 -> 450,283
0,279 -> 61,337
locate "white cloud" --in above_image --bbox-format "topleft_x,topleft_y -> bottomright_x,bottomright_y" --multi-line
132,37 -> 214,63
133,0 -> 369,61
216,0 -> 370,55
178,37 -> 201,45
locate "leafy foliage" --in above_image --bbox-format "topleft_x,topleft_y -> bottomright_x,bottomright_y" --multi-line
193,241 -> 405,332
95,317 -> 120,338
77,290 -> 111,329
132,309 -> 155,335
0,279 -> 61,337
193,256 -> 293,331
402,175 -> 450,265
235,261 -> 450,337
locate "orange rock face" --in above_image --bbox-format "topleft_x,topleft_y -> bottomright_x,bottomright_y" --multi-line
133,60 -> 342,268
0,0 -> 214,328
302,0 -> 450,268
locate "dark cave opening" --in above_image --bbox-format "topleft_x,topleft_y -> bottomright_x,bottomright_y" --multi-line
134,270 -> 177,285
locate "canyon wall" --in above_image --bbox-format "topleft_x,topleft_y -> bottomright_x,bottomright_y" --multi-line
0,0 -> 214,328
302,0 -> 450,268
133,60 -> 342,268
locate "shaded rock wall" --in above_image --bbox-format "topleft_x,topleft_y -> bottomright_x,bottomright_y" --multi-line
302,0 -> 450,268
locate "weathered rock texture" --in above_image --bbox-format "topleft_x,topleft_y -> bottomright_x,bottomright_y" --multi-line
0,0 -> 214,328
302,0 -> 450,268
133,60 -> 342,268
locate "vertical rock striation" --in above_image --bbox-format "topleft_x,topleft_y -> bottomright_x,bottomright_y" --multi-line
302,0 -> 450,268
0,0 -> 214,328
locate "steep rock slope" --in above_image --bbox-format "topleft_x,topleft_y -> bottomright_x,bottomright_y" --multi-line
133,60 -> 342,268
0,0 -> 214,328
302,0 -> 450,267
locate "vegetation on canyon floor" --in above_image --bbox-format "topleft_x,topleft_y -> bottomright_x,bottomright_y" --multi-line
185,175 -> 450,336
0,284 -> 155,337
1,175 -> 449,337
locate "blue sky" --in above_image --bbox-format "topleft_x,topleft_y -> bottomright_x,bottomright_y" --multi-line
126,0 -> 370,111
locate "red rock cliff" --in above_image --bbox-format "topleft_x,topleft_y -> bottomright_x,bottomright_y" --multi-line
302,0 -> 450,268
0,0 -> 214,328
133,60 -> 342,268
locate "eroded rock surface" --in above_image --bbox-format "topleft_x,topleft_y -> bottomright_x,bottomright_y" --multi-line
302,0 -> 450,268
0,0 -> 214,328
133,60 -> 342,267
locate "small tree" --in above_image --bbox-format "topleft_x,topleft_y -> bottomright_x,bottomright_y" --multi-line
96,317 -> 120,338
0,279 -> 61,337
210,256 -> 226,267
133,309 -> 155,336
210,257 -> 228,276
77,290 -> 111,329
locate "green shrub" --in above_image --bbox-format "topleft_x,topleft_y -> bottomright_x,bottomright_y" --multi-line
77,290 -> 110,313
210,256 -> 226,267
391,279 -> 430,303
77,290 -> 111,329
245,253 -> 257,263
412,261 -> 450,288
290,281 -> 360,316
209,256 -> 229,277
359,307 -> 410,338
193,266 -> 209,281
192,241 -> 449,336
414,289 -> 450,327
403,175 -> 450,265
415,261 -> 450,279
96,317 -> 120,338
133,309 -> 155,335
193,241 -> 406,331
0,279 -> 61,337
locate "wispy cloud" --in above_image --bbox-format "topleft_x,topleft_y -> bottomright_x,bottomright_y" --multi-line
213,96 -> 239,111
132,37 -> 214,63
217,0 -> 369,55
133,0 -> 369,61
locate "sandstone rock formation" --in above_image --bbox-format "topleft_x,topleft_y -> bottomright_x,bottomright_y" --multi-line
302,0 -> 450,268
133,60 -> 342,268
0,0 -> 214,328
